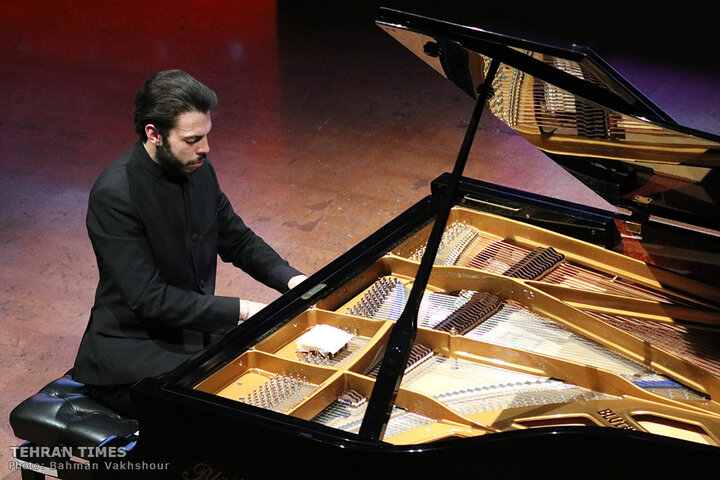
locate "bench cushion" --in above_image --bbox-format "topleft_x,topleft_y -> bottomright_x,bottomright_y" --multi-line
10,373 -> 139,449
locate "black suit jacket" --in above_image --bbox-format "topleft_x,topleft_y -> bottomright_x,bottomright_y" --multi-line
73,142 -> 301,385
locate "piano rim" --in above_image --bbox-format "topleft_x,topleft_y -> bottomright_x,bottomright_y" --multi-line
131,373 -> 720,461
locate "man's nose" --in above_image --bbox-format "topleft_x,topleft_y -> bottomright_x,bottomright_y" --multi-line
197,137 -> 210,154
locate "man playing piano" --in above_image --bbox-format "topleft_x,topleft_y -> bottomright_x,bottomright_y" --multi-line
72,70 -> 306,418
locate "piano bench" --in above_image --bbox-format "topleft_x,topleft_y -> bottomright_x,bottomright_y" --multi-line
9,372 -> 139,479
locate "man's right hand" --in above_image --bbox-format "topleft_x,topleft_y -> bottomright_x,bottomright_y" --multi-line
239,299 -> 267,323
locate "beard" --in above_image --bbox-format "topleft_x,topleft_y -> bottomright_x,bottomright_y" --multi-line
156,141 -> 205,179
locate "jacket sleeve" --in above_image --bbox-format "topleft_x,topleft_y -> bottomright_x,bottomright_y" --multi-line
87,180 -> 239,334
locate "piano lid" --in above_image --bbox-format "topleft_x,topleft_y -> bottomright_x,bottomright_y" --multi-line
376,8 -> 720,231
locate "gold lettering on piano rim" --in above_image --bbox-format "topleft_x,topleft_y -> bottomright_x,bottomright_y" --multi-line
596,409 -> 637,430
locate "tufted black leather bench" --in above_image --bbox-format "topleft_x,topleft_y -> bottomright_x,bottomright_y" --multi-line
9,372 -> 139,479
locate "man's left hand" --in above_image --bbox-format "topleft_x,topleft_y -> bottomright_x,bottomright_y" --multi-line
287,274 -> 307,290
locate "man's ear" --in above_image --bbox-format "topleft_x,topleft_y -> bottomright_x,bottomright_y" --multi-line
145,124 -> 162,146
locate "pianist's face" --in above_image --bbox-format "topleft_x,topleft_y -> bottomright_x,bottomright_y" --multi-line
155,110 -> 212,177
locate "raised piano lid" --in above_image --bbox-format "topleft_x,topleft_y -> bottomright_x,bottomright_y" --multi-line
376,8 -> 720,235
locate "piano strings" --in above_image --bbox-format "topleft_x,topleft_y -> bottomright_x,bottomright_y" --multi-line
312,399 -> 434,439
399,355 -> 617,416
342,277 -> 705,402
408,220 -> 683,303
586,311 -> 720,380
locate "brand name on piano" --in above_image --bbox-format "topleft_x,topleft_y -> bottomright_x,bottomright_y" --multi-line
183,463 -> 245,480
597,408 -> 636,430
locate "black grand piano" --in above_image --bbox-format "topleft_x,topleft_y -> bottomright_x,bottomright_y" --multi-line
111,8 -> 720,478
